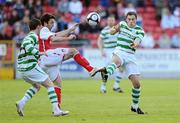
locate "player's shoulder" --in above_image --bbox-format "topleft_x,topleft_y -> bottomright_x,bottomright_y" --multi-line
101,26 -> 110,33
24,32 -> 38,41
40,27 -> 50,32
119,21 -> 127,26
134,25 -> 143,31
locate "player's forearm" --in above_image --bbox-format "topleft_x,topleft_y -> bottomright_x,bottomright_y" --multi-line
51,36 -> 69,42
97,37 -> 104,55
55,28 -> 73,37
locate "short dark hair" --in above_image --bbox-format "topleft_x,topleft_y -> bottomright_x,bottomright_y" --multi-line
29,18 -> 41,30
40,13 -> 55,26
125,11 -> 137,19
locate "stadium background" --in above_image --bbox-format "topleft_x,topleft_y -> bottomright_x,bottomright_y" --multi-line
0,0 -> 180,79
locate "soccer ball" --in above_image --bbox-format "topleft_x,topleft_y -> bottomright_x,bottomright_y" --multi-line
86,12 -> 101,26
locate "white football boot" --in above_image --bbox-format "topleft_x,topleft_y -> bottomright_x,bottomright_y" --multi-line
15,100 -> 25,116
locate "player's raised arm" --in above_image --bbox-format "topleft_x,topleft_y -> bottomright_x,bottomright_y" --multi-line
51,34 -> 76,42
130,29 -> 145,48
55,23 -> 79,37
110,24 -> 120,35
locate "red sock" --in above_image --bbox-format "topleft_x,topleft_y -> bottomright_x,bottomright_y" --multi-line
54,86 -> 61,108
74,53 -> 93,72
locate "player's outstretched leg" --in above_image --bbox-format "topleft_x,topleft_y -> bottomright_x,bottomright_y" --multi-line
91,63 -> 117,77
64,48 -> 97,77
15,86 -> 39,116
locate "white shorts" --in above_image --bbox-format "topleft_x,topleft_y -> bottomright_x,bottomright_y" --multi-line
39,48 -> 69,81
113,48 -> 140,77
19,65 -> 49,84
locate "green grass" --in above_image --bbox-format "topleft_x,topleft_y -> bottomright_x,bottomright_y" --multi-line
0,79 -> 180,123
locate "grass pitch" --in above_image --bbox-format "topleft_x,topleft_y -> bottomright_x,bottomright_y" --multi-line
0,79 -> 180,123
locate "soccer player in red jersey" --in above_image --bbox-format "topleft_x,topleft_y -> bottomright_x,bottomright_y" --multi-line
38,13 -> 97,111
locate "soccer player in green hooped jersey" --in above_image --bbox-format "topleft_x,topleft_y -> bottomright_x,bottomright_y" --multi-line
16,18 -> 69,117
97,16 -> 123,94
93,12 -> 145,114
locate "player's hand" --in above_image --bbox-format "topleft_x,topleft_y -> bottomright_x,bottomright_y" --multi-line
68,34 -> 76,40
130,41 -> 139,49
110,27 -> 117,35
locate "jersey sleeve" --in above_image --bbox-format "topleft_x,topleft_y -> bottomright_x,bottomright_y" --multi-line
136,29 -> 145,41
100,29 -> 105,39
118,21 -> 126,32
22,39 -> 38,56
40,27 -> 55,40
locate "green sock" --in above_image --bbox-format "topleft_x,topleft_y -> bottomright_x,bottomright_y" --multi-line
47,87 -> 58,104
131,87 -> 140,109
106,63 -> 117,75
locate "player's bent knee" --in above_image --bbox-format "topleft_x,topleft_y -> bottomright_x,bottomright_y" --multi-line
68,48 -> 78,56
33,84 -> 41,91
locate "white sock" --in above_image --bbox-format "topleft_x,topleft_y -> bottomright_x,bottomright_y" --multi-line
113,82 -> 120,89
131,103 -> 138,110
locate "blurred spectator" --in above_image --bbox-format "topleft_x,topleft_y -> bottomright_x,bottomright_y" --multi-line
34,0 -> 43,12
116,2 -> 125,20
171,29 -> 180,48
57,16 -> 68,31
20,16 -> 30,34
173,6 -> 180,27
26,0 -> 35,18
69,0 -> 82,15
83,0 -> 91,7
33,10 -> 42,19
153,0 -> 167,20
0,0 -> 6,4
140,32 -> 155,48
13,0 -> 25,19
124,3 -> 136,15
100,0 -> 109,8
72,14 -> 80,23
136,0 -> 144,7
13,26 -> 26,47
168,0 -> 180,11
58,0 -> 69,13
124,0 -> 138,7
48,0 -> 56,6
8,9 -> 20,26
161,8 -> 176,29
158,31 -> 171,48
0,5 -> 4,23
0,22 -> 13,40
24,9 -> 30,18
136,13 -> 142,26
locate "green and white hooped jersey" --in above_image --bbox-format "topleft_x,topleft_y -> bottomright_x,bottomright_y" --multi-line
17,32 -> 39,72
100,26 -> 118,49
117,21 -> 145,53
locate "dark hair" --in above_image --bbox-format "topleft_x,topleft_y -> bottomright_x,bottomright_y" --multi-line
40,13 -> 55,26
125,11 -> 137,19
29,18 -> 41,30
